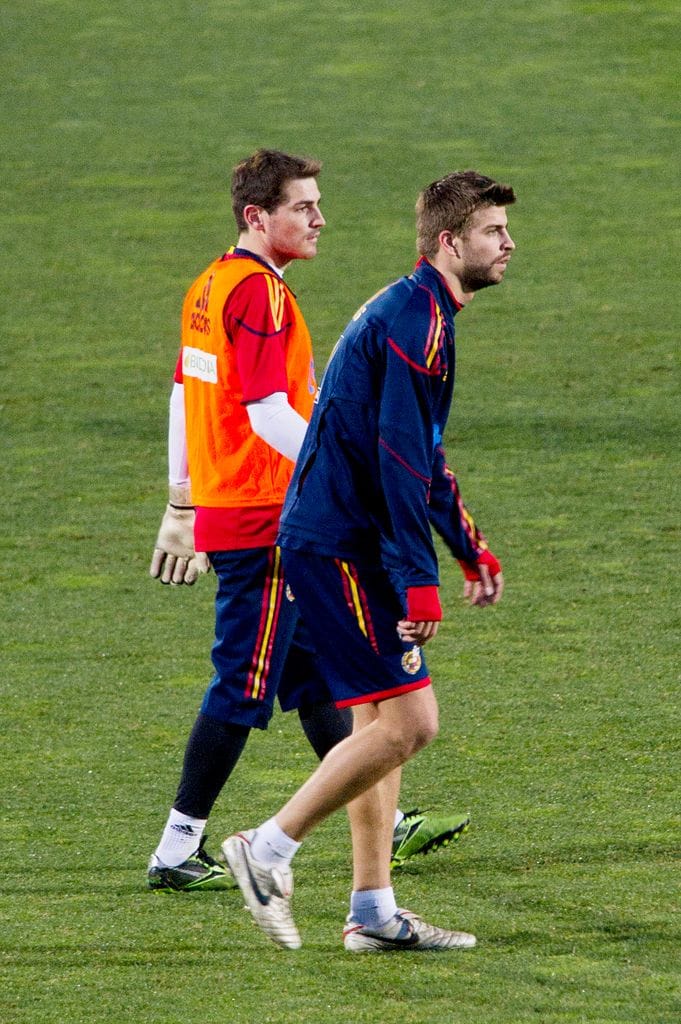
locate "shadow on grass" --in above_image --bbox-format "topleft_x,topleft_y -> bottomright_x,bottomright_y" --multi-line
398,837 -> 680,877
481,920 -> 681,958
6,834 -> 679,896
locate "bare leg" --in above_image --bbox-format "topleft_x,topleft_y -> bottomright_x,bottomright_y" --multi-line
345,704 -> 401,891
347,767 -> 401,891
276,684 -> 438,842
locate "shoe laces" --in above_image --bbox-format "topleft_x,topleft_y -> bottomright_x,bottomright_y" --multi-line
400,808 -> 425,822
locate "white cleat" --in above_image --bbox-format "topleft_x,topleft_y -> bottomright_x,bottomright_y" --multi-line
222,830 -> 301,950
343,908 -> 476,952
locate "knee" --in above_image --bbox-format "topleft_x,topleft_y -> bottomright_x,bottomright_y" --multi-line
390,713 -> 439,762
411,714 -> 439,754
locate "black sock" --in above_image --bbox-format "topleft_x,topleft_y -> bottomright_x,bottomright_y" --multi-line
174,713 -> 250,819
298,700 -> 353,760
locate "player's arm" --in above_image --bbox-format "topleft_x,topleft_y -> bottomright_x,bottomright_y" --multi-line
428,445 -> 503,606
149,374 -> 210,586
228,274 -> 309,461
246,392 -> 308,461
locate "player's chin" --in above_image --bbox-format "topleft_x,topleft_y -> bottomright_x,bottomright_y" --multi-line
482,268 -> 505,288
296,244 -> 318,260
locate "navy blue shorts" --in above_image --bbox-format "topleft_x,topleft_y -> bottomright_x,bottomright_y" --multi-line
280,548 -> 431,708
200,547 -> 333,729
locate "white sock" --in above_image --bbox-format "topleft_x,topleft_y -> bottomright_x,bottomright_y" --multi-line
249,817 -> 301,868
154,809 -> 207,867
394,809 -> 404,828
350,887 -> 398,929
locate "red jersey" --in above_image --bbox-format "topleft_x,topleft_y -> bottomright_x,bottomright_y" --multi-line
176,249 -> 316,550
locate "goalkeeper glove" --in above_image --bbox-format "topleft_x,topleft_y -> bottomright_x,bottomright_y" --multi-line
149,484 -> 211,586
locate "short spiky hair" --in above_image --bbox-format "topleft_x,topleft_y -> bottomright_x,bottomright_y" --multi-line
416,170 -> 516,258
231,148 -> 323,231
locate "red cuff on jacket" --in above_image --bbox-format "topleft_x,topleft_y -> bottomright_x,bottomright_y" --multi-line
478,549 -> 502,576
458,549 -> 502,580
406,585 -> 442,621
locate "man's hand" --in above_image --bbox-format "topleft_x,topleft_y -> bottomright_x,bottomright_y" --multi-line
397,619 -> 439,645
398,584 -> 441,644
458,550 -> 504,607
149,484 -> 211,586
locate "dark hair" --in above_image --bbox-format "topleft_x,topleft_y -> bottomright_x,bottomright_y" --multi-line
416,170 -> 516,258
231,149 -> 323,231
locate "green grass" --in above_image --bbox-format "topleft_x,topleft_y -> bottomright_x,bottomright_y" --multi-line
1,1 -> 679,1021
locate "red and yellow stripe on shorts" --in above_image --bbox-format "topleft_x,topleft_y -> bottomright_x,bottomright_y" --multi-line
246,547 -> 285,701
335,559 -> 380,654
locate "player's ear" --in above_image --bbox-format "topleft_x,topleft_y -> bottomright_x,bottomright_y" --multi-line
243,204 -> 266,232
439,230 -> 460,258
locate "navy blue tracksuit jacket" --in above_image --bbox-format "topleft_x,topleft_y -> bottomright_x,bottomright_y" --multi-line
279,258 -> 490,597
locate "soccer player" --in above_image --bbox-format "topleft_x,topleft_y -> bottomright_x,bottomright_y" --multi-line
147,150 -> 472,892
223,170 -> 515,951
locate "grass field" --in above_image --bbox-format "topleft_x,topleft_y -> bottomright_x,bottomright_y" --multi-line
2,1 -> 679,1021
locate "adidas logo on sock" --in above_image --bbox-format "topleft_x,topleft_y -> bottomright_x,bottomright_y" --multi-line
171,823 -> 199,837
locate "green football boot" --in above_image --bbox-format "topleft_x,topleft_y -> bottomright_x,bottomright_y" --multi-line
391,809 -> 470,869
148,836 -> 237,892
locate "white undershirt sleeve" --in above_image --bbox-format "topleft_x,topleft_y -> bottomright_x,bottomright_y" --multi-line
246,391 -> 308,462
168,381 -> 190,486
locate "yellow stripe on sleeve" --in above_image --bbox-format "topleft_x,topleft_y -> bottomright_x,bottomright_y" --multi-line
265,275 -> 286,332
425,304 -> 444,368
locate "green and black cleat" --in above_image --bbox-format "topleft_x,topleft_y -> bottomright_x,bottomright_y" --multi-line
391,809 -> 470,869
148,837 -> 236,892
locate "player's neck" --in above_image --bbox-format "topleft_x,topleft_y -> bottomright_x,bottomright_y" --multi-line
428,253 -> 474,306
236,231 -> 288,276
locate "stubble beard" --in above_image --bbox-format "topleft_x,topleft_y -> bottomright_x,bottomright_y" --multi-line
458,262 -> 504,293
